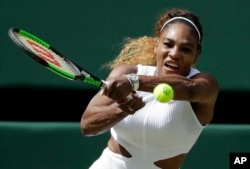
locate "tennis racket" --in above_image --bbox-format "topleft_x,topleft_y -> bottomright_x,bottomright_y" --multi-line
8,28 -> 107,89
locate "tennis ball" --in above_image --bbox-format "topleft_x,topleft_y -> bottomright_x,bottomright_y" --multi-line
153,83 -> 174,103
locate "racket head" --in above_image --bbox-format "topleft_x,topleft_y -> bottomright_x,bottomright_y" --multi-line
8,28 -> 106,88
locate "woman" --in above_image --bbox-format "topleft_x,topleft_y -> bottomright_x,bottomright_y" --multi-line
81,8 -> 219,169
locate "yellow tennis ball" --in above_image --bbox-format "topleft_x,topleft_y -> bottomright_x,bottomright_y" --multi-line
153,83 -> 174,103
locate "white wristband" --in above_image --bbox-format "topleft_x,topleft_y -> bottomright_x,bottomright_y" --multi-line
124,73 -> 139,91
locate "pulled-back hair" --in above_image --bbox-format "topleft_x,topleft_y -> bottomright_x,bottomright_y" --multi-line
104,8 -> 203,69
154,8 -> 203,42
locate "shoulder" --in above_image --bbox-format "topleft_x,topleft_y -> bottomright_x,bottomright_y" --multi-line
189,70 -> 219,125
191,71 -> 220,105
192,70 -> 218,86
189,68 -> 219,87
189,68 -> 220,101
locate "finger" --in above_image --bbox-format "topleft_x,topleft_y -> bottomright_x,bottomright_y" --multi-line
124,106 -> 135,115
117,97 -> 130,104
129,97 -> 146,109
128,106 -> 134,112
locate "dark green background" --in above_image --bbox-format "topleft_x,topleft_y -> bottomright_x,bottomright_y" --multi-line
1,0 -> 250,90
1,122 -> 250,169
1,2 -> 250,169
1,0 -> 250,124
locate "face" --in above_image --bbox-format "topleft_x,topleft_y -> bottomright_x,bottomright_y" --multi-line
154,23 -> 200,76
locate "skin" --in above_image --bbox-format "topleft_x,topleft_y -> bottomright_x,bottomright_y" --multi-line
81,23 -> 219,169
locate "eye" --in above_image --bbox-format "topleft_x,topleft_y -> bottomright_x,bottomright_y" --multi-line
180,45 -> 194,54
182,47 -> 191,53
163,42 -> 173,48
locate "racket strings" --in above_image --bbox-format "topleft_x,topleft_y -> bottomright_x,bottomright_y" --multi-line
62,59 -> 82,76
18,35 -> 80,75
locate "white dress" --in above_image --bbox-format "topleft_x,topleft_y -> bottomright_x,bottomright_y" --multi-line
89,65 -> 205,169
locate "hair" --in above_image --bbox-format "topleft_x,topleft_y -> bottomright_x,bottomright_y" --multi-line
154,8 -> 203,43
102,36 -> 157,69
101,36 -> 156,69
103,8 -> 203,70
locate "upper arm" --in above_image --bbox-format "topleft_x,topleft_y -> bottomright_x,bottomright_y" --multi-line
189,73 -> 219,125
190,72 -> 219,104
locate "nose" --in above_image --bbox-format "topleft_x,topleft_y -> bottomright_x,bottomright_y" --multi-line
168,47 -> 180,59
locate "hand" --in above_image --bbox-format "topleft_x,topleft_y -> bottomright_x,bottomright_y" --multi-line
116,92 -> 145,115
100,75 -> 133,101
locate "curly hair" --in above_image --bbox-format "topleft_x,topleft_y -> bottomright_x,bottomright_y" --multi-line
104,8 -> 203,69
103,36 -> 157,69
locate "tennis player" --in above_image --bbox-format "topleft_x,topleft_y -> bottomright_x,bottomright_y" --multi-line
81,8 -> 219,169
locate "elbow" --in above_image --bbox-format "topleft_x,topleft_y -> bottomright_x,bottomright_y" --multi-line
80,119 -> 101,137
80,121 -> 95,137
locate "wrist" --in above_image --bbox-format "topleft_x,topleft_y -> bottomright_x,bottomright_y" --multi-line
124,73 -> 139,91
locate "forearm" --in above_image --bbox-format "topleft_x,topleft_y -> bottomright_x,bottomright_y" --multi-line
138,74 -> 196,100
80,103 -> 127,136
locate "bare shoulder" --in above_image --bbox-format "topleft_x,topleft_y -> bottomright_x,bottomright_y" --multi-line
191,71 -> 220,103
191,72 -> 219,125
193,72 -> 219,90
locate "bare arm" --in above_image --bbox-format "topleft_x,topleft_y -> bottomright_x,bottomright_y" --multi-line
81,64 -> 219,135
139,72 -> 219,103
80,64 -> 144,136
80,94 -> 127,136
103,65 -> 219,104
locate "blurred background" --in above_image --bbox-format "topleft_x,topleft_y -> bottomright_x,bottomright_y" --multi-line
1,0 -> 250,123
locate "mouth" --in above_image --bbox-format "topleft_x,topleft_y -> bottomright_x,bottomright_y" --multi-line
164,62 -> 179,72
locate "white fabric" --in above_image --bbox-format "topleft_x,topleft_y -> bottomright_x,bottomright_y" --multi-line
89,147 -> 160,169
90,65 -> 205,169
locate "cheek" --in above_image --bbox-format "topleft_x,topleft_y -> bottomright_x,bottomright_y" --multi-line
192,55 -> 199,64
155,55 -> 165,68
154,45 -> 163,59
154,43 -> 168,65
154,45 -> 160,61
185,55 -> 198,66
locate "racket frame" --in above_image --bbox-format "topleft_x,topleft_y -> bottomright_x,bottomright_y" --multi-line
8,28 -> 107,88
